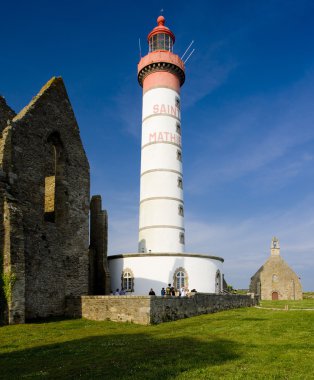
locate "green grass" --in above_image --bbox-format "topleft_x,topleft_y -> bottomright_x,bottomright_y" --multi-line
0,307 -> 313,379
304,292 -> 314,299
260,298 -> 314,309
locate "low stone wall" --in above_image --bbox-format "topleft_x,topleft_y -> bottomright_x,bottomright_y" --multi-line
150,293 -> 258,324
66,293 -> 258,325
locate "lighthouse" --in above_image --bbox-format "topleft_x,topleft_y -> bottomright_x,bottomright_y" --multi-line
138,15 -> 185,253
108,16 -> 224,295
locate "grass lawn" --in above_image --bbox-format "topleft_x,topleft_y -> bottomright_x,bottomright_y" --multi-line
0,307 -> 313,379
260,298 -> 314,309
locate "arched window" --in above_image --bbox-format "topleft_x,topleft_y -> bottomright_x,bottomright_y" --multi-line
44,132 -> 63,222
121,268 -> 134,292
215,270 -> 222,293
44,144 -> 56,221
173,267 -> 188,290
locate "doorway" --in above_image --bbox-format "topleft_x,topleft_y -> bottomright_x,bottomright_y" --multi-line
272,291 -> 279,300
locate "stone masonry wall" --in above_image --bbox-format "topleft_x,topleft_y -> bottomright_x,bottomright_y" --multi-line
66,294 -> 257,325
150,293 -> 257,324
0,96 -> 15,133
250,256 -> 303,300
1,77 -> 90,322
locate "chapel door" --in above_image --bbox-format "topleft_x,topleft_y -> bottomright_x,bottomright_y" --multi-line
272,292 -> 278,300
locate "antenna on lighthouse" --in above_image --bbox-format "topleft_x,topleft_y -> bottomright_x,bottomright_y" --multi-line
184,48 -> 195,64
181,40 -> 194,60
138,38 -> 142,58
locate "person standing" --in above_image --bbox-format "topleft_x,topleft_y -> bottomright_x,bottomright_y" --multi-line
149,288 -> 156,295
161,287 -> 166,297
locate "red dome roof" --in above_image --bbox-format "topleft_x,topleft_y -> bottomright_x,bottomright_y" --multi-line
147,15 -> 175,43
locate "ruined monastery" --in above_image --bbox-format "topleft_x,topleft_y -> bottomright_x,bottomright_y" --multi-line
0,78 -> 110,324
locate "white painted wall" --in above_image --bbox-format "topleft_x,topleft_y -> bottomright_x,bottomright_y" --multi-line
109,254 -> 223,295
139,85 -> 184,253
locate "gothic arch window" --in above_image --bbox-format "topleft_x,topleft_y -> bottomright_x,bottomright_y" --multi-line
215,270 -> 222,293
121,268 -> 134,292
173,267 -> 188,290
44,132 -> 63,222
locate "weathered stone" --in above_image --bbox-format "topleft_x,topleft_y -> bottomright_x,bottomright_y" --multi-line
0,96 -> 15,133
1,77 -> 90,323
89,195 -> 111,295
65,293 -> 258,325
249,237 -> 303,300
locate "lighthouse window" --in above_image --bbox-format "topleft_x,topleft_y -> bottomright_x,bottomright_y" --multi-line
175,96 -> 180,110
173,267 -> 188,290
178,205 -> 184,216
177,177 -> 183,189
149,33 -> 173,52
176,123 -> 181,135
179,232 -> 185,244
176,271 -> 185,289
177,150 -> 182,161
122,269 -> 134,292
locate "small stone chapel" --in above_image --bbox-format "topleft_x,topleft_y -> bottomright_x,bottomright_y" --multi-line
249,237 -> 303,300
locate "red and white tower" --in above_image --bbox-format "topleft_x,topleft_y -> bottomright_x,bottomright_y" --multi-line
108,16 -> 224,295
138,16 -> 186,253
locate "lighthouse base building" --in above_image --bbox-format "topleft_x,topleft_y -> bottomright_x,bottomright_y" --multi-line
108,253 -> 224,295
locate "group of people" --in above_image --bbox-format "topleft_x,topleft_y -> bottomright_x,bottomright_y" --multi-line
149,284 -> 189,297
111,288 -> 126,295
112,286 -> 195,296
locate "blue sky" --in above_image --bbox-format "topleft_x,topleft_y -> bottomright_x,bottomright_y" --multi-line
1,0 -> 314,290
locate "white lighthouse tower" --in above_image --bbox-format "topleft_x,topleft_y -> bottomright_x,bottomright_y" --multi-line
138,15 -> 185,253
108,16 -> 224,295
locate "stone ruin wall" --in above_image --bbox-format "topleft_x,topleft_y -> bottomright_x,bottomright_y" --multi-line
0,78 -> 91,323
65,293 -> 258,325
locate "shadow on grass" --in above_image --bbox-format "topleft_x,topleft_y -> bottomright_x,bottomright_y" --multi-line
0,332 -> 239,379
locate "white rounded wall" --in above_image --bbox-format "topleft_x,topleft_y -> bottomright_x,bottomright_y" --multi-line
108,254 -> 223,295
